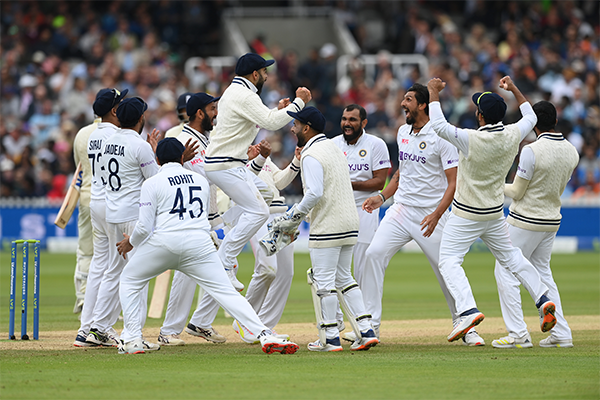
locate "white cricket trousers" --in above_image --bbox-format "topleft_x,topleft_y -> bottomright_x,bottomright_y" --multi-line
92,219 -> 148,333
79,200 -> 114,333
495,225 -> 571,340
362,203 -> 456,330
120,231 -> 269,343
310,245 -> 371,339
75,203 -> 93,306
206,167 -> 271,269
354,206 -> 379,285
247,212 -> 295,329
439,213 -> 549,315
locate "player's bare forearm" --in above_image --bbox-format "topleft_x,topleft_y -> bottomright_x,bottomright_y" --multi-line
351,169 -> 388,191
499,76 -> 526,106
420,167 -> 456,237
362,169 -> 398,213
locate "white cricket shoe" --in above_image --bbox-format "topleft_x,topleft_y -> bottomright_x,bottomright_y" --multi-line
118,338 -> 160,354
307,337 -> 343,352
74,330 -> 95,347
492,333 -> 533,349
141,339 -> 161,352
186,323 -> 227,343
538,301 -> 557,332
232,320 -> 260,344
350,329 -> 379,351
342,331 -> 357,343
462,329 -> 485,346
158,332 -> 185,346
86,328 -> 120,347
448,312 -> 485,342
539,336 -> 574,348
258,331 -> 299,354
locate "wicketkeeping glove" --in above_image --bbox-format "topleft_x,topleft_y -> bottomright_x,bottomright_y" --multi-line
267,204 -> 306,233
259,227 -> 300,257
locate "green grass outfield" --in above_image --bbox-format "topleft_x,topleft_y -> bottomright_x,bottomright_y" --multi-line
0,250 -> 598,399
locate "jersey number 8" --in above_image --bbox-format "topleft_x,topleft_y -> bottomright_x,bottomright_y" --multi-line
170,186 -> 203,220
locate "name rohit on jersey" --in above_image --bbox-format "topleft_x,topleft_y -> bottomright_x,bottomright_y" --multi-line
399,151 -> 427,164
168,174 -> 195,186
89,139 -> 102,150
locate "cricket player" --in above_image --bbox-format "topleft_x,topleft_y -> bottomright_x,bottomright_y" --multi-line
85,97 -> 160,346
427,76 -> 557,342
158,92 -> 228,346
74,88 -> 127,347
359,84 -> 485,345
241,140 -> 301,332
204,53 -> 311,291
273,107 -> 378,352
331,104 -> 390,342
492,101 -> 579,349
116,138 -> 299,355
72,116 -> 100,313
165,92 -> 192,139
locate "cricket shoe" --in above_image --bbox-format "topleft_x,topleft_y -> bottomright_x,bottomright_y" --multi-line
185,323 -> 227,343
232,319 -> 260,344
342,331 -> 357,343
73,330 -> 96,347
492,333 -> 533,349
448,311 -> 485,342
307,337 -> 343,352
539,336 -> 574,348
86,328 -> 120,347
350,329 -> 379,351
225,265 -> 244,292
158,332 -> 185,346
258,331 -> 299,355
538,301 -> 557,332
118,338 -> 161,354
462,329 -> 485,346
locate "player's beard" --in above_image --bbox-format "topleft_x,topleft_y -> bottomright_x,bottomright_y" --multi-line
256,75 -> 265,95
342,124 -> 362,144
405,108 -> 416,125
201,114 -> 214,132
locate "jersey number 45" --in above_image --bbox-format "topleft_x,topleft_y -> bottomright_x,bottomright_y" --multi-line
170,186 -> 204,220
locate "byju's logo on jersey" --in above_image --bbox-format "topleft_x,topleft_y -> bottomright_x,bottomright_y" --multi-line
419,141 -> 427,150
399,151 -> 427,164
359,149 -> 367,157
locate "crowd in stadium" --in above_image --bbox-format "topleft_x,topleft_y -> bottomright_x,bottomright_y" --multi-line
1,0 -> 598,201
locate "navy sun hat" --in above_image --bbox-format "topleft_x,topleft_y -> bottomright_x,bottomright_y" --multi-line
287,106 -> 326,133
186,92 -> 221,117
156,137 -> 185,163
93,88 -> 129,117
176,92 -> 193,111
116,97 -> 148,126
235,53 -> 275,76
472,91 -> 507,122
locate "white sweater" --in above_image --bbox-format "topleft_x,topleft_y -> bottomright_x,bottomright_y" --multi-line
508,133 -> 579,231
300,134 -> 359,248
205,77 -> 304,171
430,101 -> 537,221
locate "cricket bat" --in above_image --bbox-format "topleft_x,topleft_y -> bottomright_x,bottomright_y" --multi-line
54,162 -> 83,229
148,270 -> 172,318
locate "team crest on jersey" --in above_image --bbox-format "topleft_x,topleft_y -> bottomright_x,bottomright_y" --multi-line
359,149 -> 367,157
419,141 -> 427,150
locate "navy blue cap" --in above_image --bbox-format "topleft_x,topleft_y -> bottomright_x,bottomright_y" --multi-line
177,92 -> 193,111
235,53 -> 275,76
116,97 -> 148,126
472,92 -> 507,122
186,92 -> 221,117
287,106 -> 326,133
93,88 -> 129,117
156,137 -> 185,163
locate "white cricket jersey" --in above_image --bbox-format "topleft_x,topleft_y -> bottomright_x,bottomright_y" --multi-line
102,128 -> 159,223
332,131 -> 391,207
87,122 -> 119,201
178,124 -> 210,177
130,163 -> 211,247
394,121 -> 459,208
